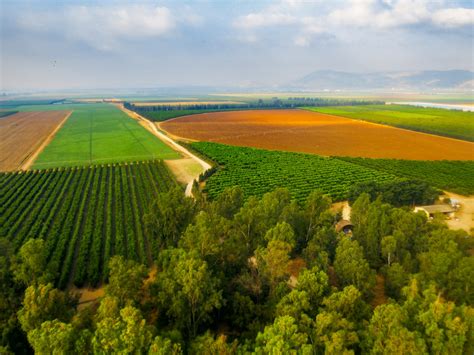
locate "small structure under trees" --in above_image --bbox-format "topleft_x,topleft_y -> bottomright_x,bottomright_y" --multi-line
335,220 -> 353,235
414,205 -> 456,219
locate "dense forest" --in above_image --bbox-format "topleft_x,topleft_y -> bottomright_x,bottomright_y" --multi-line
1,186 -> 473,354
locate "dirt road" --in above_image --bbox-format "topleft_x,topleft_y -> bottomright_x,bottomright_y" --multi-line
118,105 -> 211,197
444,192 -> 474,233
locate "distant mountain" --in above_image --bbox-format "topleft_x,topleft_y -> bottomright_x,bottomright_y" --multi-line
287,70 -> 474,90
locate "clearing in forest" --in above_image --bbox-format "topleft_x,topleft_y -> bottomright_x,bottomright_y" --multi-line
161,109 -> 474,161
32,104 -> 180,169
0,110 -> 70,171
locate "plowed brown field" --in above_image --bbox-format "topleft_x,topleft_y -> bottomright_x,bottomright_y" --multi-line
0,111 -> 71,171
160,109 -> 474,160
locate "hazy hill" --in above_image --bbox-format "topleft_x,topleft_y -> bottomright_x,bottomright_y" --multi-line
288,70 -> 474,90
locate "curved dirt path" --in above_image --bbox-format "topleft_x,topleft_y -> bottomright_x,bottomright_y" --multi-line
118,105 -> 211,197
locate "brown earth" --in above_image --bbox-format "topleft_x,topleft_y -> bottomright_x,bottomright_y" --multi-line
161,109 -> 474,160
0,111 -> 71,171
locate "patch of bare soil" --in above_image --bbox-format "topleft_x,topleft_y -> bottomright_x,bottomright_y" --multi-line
0,110 -> 71,171
161,109 -> 474,160
371,274 -> 388,308
74,287 -> 105,311
444,192 -> 474,233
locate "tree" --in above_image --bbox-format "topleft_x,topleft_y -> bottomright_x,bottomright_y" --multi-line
180,211 -> 226,260
295,266 -> 329,310
447,256 -> 474,305
334,238 -> 376,298
304,190 -> 332,242
0,238 -> 31,354
381,235 -> 397,266
154,249 -> 222,337
365,303 -> 427,354
321,286 -> 370,323
383,262 -> 410,299
106,256 -> 147,306
211,185 -> 244,220
27,320 -> 76,354
189,332 -> 237,355
275,289 -> 312,325
264,222 -> 296,248
256,240 -> 292,293
418,230 -> 463,293
401,281 -> 473,354
144,187 -> 195,250
11,238 -> 50,286
148,335 -> 182,355
357,198 -> 392,268
254,316 -> 312,354
313,311 -> 359,354
93,297 -> 153,354
17,283 -> 76,333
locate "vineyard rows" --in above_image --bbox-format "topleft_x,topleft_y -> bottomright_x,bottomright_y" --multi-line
0,161 -> 177,288
339,157 -> 474,196
191,142 -> 398,202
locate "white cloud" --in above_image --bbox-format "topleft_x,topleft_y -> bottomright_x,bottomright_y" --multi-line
233,13 -> 297,29
432,8 -> 474,28
16,4 -> 200,51
232,0 -> 473,46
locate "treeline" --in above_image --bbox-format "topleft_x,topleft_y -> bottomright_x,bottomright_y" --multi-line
348,179 -> 440,207
0,99 -> 65,108
124,97 -> 384,113
1,186 -> 472,353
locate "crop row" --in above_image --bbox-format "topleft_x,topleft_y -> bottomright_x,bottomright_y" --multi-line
191,142 -> 398,202
338,157 -> 474,196
0,161 -> 178,288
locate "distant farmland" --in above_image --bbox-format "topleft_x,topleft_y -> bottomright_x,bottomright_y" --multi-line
0,110 -> 70,171
162,109 -> 474,160
32,104 -> 180,169
0,161 -> 177,288
308,104 -> 474,142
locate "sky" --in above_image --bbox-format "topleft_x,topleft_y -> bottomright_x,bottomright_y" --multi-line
1,0 -> 473,90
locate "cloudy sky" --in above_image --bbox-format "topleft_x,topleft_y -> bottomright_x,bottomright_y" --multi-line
1,0 -> 473,90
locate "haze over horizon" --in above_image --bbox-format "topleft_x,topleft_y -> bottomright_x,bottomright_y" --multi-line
1,0 -> 473,91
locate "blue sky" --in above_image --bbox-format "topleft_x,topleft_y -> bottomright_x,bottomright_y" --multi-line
1,0 -> 473,90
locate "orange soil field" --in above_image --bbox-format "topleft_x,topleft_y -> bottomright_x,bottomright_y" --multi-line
161,109 -> 474,160
0,111 -> 71,171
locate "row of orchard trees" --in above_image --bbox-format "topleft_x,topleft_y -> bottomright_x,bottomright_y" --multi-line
0,161 -> 177,289
124,97 -> 384,113
1,186 -> 473,353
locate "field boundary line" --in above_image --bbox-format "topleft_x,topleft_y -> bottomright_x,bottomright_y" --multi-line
117,104 -> 211,197
22,110 -> 73,171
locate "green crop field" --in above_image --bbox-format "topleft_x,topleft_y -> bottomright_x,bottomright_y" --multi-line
0,161 -> 177,288
137,109 -> 218,122
307,105 -> 474,141
31,103 -> 180,169
191,142 -> 398,201
339,157 -> 474,196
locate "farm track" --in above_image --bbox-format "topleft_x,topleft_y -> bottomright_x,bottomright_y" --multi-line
118,104 -> 211,197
